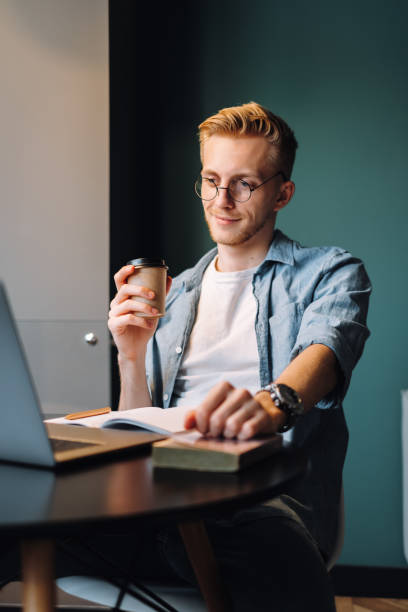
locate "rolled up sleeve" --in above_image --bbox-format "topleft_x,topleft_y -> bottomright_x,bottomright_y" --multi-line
290,251 -> 372,408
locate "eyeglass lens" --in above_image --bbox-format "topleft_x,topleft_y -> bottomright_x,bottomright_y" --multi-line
195,177 -> 251,202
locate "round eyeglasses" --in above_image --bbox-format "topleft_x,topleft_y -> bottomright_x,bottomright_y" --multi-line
194,171 -> 287,203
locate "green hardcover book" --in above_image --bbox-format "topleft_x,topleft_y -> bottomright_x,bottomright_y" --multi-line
152,433 -> 283,472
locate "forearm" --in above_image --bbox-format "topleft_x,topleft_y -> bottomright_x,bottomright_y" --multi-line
276,343 -> 340,409
255,343 -> 341,428
117,353 -> 152,411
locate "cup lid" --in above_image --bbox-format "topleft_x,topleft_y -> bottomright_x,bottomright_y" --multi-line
127,257 -> 168,269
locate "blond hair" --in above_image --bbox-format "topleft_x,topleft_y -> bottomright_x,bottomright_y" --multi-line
198,102 -> 298,179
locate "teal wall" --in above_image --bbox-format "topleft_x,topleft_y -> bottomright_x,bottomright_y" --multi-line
162,0 -> 408,566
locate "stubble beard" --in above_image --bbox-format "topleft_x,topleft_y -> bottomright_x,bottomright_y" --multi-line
204,211 -> 275,246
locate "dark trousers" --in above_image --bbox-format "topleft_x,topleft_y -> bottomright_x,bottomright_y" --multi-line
1,504 -> 336,612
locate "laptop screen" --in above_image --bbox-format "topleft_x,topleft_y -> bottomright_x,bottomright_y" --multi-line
0,282 -> 55,467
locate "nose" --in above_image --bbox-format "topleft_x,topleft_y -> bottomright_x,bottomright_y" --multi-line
216,186 -> 234,208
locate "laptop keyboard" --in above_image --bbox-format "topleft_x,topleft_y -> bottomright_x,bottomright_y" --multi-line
50,438 -> 100,452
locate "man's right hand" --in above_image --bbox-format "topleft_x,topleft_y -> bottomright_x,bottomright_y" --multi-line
108,265 -> 172,362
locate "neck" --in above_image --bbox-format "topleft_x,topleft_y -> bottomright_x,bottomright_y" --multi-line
216,227 -> 275,272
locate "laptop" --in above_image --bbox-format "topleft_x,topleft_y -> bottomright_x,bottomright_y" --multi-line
0,281 -> 163,468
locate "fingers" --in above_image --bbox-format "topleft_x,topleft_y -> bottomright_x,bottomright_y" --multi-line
110,282 -> 155,308
194,382 -> 273,439
110,268 -> 172,341
109,284 -> 160,334
112,272 -> 173,305
209,388 -> 253,437
221,398 -> 261,438
110,297 -> 159,319
113,265 -> 135,292
195,381 -> 234,433
108,311 -> 157,334
236,410 -> 274,440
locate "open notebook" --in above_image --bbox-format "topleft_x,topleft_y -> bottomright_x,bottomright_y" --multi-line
47,405 -> 191,436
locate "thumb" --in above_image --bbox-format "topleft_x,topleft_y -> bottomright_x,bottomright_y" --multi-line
184,409 -> 197,430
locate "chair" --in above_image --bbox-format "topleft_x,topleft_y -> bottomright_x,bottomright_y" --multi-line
57,485 -> 345,611
326,483 -> 345,572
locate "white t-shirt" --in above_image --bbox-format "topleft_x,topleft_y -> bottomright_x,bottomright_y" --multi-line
172,256 -> 260,407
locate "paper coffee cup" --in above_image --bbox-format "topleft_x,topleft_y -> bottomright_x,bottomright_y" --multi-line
127,258 -> 168,318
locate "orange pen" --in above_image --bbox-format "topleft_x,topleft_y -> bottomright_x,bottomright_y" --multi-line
64,406 -> 111,420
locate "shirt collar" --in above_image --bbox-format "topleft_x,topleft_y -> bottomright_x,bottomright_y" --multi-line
178,228 -> 294,292
262,229 -> 295,267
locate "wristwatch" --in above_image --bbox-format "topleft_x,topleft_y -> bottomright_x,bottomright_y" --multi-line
259,383 -> 304,433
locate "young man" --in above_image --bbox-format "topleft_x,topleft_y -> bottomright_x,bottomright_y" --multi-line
0,103 -> 370,610
108,102 -> 371,610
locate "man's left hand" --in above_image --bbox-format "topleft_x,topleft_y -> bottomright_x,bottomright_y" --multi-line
184,380 -> 279,440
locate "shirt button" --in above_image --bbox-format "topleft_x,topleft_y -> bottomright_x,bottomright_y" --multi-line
163,393 -> 169,401
175,346 -> 182,354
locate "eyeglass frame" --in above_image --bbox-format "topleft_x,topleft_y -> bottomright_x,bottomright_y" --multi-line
194,170 -> 288,203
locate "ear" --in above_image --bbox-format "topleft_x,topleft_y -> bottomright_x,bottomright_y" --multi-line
273,180 -> 295,212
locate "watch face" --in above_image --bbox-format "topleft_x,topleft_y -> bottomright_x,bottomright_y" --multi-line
278,384 -> 304,415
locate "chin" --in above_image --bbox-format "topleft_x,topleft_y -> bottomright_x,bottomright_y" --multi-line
209,227 -> 255,246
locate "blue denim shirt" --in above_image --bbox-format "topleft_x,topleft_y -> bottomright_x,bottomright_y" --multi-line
146,229 -> 371,555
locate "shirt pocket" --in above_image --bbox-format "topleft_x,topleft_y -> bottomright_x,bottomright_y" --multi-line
269,302 -> 305,377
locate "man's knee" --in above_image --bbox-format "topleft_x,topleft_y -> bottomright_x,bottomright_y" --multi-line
158,515 -> 335,611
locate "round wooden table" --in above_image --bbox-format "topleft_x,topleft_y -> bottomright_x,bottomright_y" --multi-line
0,443 -> 308,611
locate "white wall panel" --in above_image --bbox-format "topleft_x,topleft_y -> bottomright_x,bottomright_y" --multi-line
0,0 -> 109,321
0,0 -> 110,414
